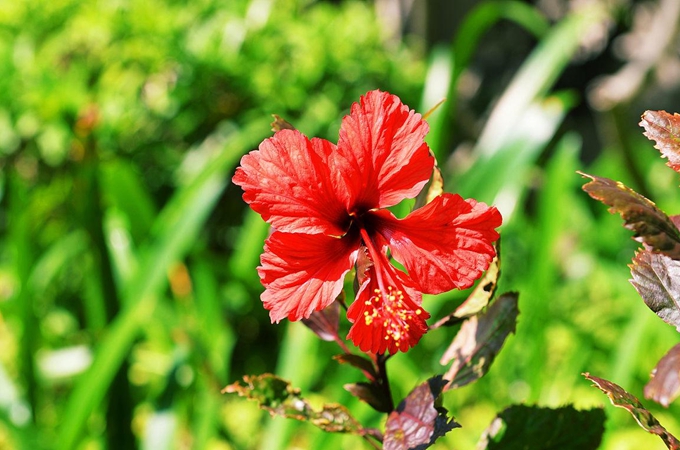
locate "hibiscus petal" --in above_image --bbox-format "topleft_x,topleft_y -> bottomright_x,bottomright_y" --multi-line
335,90 -> 434,210
233,129 -> 350,237
371,193 -> 502,293
259,231 -> 359,323
347,256 -> 430,354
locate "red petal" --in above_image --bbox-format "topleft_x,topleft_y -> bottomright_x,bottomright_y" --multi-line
334,90 -> 434,210
233,129 -> 350,236
372,193 -> 502,293
259,231 -> 359,322
347,257 -> 430,354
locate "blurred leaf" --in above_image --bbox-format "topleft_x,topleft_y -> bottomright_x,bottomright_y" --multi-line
333,353 -> 377,381
383,376 -> 460,450
584,373 -> 680,449
440,292 -> 519,390
581,173 -> 680,258
344,382 -> 392,413
629,250 -> 680,331
640,110 -> 680,173
414,164 -> 444,210
645,343 -> 680,407
431,242 -> 500,329
271,114 -> 296,132
479,404 -> 605,450
223,374 -> 365,435
301,297 -> 341,342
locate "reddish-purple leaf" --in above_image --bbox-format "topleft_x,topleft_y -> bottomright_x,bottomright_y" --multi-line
301,297 -> 341,341
440,292 -> 519,390
384,376 -> 460,450
333,353 -> 378,381
479,404 -> 605,450
645,343 -> 680,407
584,373 -> 680,450
222,374 -> 364,435
430,243 -> 500,329
630,250 -> 680,331
640,110 -> 680,173
344,382 -> 393,413
580,172 -> 680,258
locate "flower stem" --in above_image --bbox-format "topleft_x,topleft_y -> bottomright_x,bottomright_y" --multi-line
375,353 -> 395,411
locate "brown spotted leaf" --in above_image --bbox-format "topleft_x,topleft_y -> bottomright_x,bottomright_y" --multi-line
440,292 -> 519,391
630,250 -> 680,331
584,373 -> 680,449
384,376 -> 460,450
645,343 -> 680,407
223,374 -> 365,435
431,241 -> 501,329
640,110 -> 680,173
580,172 -> 680,258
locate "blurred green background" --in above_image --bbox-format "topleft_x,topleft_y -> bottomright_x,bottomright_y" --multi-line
1,0 -> 680,448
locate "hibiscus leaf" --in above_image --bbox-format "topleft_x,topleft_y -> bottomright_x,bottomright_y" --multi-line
301,296 -> 341,341
270,114 -> 296,131
440,292 -> 519,390
222,374 -> 365,435
383,375 -> 460,450
430,242 -> 501,329
584,373 -> 680,450
580,172 -> 680,258
645,343 -> 680,407
629,250 -> 680,331
479,404 -> 605,450
639,110 -> 680,173
344,382 -> 393,413
333,353 -> 378,381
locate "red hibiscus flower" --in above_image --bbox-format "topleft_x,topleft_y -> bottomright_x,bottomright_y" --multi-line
233,90 -> 502,354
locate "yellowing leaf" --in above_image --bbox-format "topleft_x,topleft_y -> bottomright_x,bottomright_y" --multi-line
584,373 -> 680,450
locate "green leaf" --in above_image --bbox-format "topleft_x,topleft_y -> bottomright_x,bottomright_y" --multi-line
440,292 -> 519,390
640,110 -> 680,173
430,241 -> 500,329
479,404 -> 605,450
383,376 -> 460,450
645,343 -> 680,407
584,373 -> 680,449
629,250 -> 680,331
581,172 -> 680,258
223,374 -> 365,435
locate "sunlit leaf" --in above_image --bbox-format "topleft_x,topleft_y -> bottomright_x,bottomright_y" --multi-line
383,376 -> 460,450
479,404 -> 605,450
430,242 -> 500,329
223,374 -> 365,435
645,343 -> 680,407
630,250 -> 680,331
270,114 -> 296,132
640,110 -> 680,173
301,296 -> 341,342
584,373 -> 680,450
440,292 -> 519,390
580,172 -> 680,258
344,382 -> 392,413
